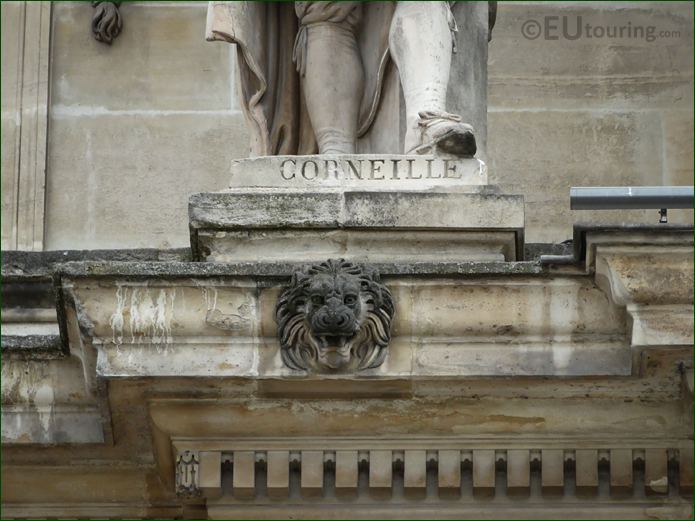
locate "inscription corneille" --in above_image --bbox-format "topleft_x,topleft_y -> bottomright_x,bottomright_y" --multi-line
275,259 -> 394,373
280,157 -> 478,181
228,155 -> 489,188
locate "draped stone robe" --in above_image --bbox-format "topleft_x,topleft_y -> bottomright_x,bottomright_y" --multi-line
206,1 -> 495,157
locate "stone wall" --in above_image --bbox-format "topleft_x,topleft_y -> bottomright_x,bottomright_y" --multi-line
44,1 -> 247,250
2,228 -> 693,518
488,1 -> 694,242
1,1 -> 692,250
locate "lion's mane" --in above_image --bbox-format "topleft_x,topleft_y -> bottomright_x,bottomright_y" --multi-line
275,259 -> 394,372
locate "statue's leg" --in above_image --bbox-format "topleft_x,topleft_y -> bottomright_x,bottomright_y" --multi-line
389,1 -> 476,156
302,23 -> 364,154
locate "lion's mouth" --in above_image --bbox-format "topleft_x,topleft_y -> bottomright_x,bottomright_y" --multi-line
315,334 -> 354,370
319,334 -> 351,350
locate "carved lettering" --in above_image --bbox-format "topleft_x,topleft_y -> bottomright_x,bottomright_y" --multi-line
274,158 -> 481,184
425,159 -> 440,179
346,159 -> 363,180
391,159 -> 401,180
369,159 -> 385,180
324,159 -> 340,180
280,159 -> 296,180
301,160 -> 319,180
406,159 -> 421,179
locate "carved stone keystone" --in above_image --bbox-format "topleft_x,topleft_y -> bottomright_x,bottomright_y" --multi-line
275,259 -> 394,373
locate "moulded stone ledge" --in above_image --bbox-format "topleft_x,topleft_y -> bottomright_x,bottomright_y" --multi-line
189,190 -> 524,230
590,239 -> 694,348
195,229 -> 519,263
188,188 -> 525,261
55,264 -> 630,379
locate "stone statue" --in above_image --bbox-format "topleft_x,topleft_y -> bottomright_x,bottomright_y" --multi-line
206,1 -> 496,157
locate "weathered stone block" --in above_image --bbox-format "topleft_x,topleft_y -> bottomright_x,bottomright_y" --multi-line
645,448 -> 669,495
56,263 -> 633,379
300,451 -> 324,498
1,354 -> 105,444
404,450 -> 427,498
507,450 -> 530,495
1,118 -> 18,248
472,450 -> 495,496
45,113 -> 247,249
196,230 -> 517,263
413,342 -> 630,377
438,450 -> 461,495
609,449 -> 633,495
575,449 -> 598,495
189,188 -> 525,262
232,451 -> 255,499
266,450 -> 289,499
0,2 -> 22,112
51,3 -> 235,111
489,3 -> 693,109
335,450 -> 358,497
662,110 -> 695,225
489,110 -> 665,243
541,449 -> 564,495
199,451 -> 222,498
369,450 -> 392,498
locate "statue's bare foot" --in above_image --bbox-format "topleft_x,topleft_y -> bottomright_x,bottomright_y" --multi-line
408,110 -> 477,157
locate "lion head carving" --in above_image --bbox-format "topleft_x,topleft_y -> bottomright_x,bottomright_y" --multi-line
275,259 -> 395,372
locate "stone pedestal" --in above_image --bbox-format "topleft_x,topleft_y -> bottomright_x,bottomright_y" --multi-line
189,155 -> 525,262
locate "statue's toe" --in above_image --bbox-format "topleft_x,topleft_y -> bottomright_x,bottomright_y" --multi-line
435,124 -> 477,157
410,117 -> 477,158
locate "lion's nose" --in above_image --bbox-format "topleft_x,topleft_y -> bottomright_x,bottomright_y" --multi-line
315,298 -> 352,332
316,310 -> 350,330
